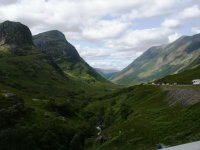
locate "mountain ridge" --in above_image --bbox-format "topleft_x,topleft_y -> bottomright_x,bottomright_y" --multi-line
110,33 -> 200,85
1,20 -> 200,150
0,20 -> 33,46
95,68 -> 119,79
33,30 -> 80,60
33,30 -> 108,84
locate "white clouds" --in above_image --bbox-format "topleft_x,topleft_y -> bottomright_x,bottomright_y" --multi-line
108,27 -> 171,51
162,19 -> 180,28
120,0 -> 183,20
76,45 -> 111,59
168,33 -> 181,43
191,27 -> 200,34
0,0 -> 199,69
181,5 -> 200,19
82,20 -> 129,40
161,4 -> 200,30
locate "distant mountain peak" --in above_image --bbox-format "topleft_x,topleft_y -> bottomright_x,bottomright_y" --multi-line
33,30 -> 80,60
0,20 -> 33,46
34,30 -> 65,41
33,30 -> 107,83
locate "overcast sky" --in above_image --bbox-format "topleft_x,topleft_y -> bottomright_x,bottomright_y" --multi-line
0,0 -> 200,70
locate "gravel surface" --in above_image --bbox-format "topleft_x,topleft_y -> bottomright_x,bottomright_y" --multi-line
163,88 -> 200,106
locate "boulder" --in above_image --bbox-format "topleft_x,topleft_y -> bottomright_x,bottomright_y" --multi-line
95,135 -> 107,145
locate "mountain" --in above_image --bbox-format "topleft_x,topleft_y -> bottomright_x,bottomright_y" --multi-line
0,21 -> 75,94
1,20 -> 200,150
0,20 -> 33,46
111,33 -> 200,85
0,21 -> 117,150
33,30 -> 107,84
95,68 -> 119,79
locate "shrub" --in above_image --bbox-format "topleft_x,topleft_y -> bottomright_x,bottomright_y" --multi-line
120,103 -> 130,120
47,100 -> 75,117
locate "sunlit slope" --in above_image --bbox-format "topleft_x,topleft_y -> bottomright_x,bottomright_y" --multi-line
156,64 -> 200,84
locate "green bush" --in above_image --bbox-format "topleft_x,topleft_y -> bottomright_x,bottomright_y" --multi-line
120,103 -> 130,120
47,100 -> 75,117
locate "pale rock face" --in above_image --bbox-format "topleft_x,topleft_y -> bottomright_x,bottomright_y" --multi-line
0,38 -> 5,46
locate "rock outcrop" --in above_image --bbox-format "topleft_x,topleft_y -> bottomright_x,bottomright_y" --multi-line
33,30 -> 80,60
0,20 -> 33,46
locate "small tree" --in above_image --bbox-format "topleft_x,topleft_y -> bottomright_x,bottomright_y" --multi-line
120,103 -> 130,120
104,108 -> 114,126
110,99 -> 116,106
70,133 -> 84,150
97,107 -> 105,125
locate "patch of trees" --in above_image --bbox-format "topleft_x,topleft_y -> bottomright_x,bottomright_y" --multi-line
0,118 -> 91,150
120,103 -> 130,120
46,100 -> 76,117
0,94 -> 32,129
0,96 -> 92,150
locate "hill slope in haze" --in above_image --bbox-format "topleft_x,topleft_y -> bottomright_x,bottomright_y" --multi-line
33,30 -> 107,84
95,68 -> 119,79
111,33 -> 200,85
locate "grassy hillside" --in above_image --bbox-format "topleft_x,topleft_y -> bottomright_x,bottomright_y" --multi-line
0,21 -> 117,150
111,34 -> 200,85
84,85 -> 200,150
156,65 -> 200,84
0,50 -> 116,150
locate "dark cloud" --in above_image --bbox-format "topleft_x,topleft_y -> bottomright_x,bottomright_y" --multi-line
0,0 -> 18,5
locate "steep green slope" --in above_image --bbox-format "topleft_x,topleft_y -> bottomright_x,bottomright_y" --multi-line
0,21 -> 116,150
156,64 -> 200,84
33,30 -> 107,84
0,21 -> 83,96
111,34 -> 200,85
